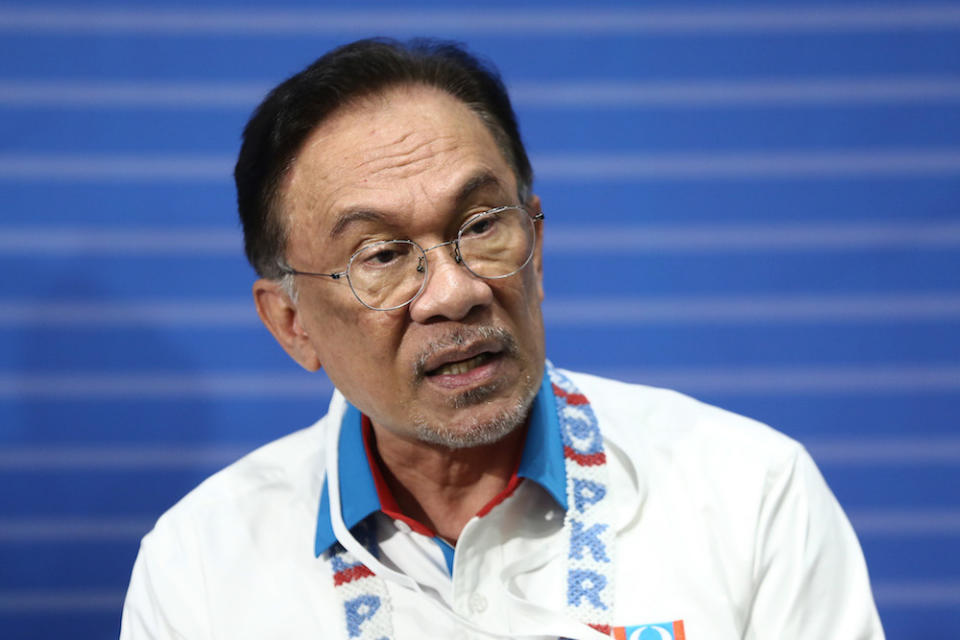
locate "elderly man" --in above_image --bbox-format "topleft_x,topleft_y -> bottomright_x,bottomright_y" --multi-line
120,39 -> 883,639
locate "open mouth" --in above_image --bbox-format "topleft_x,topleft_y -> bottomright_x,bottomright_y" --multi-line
426,352 -> 498,377
415,327 -> 517,386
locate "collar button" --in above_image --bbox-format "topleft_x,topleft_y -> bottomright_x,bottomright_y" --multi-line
468,592 -> 488,614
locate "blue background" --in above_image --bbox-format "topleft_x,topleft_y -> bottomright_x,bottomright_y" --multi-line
1,1 -> 959,638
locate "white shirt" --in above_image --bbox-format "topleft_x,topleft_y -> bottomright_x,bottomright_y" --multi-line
120,368 -> 884,639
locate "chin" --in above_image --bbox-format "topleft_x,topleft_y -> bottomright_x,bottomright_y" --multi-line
412,373 -> 538,450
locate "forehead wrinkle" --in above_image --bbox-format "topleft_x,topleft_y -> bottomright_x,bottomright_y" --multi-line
354,130 -> 459,179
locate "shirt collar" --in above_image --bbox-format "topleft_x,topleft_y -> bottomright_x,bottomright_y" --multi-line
315,371 -> 567,557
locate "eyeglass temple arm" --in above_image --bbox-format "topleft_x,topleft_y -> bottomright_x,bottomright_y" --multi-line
278,266 -> 345,280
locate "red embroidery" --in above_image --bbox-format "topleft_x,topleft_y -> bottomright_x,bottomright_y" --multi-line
552,383 -> 589,405
563,446 -> 607,467
333,564 -> 374,586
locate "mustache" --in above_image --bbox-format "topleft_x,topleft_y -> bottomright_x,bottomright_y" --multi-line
413,326 -> 518,380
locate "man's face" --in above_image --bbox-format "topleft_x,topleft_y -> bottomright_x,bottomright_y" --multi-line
273,85 -> 545,448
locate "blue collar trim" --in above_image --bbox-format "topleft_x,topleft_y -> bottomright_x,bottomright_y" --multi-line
519,372 -> 568,510
314,371 -> 567,557
314,404 -> 378,557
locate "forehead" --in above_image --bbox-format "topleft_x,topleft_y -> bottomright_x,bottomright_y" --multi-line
280,85 -> 517,236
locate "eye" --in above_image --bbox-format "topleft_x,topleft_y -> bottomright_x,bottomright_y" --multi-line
365,247 -> 402,266
354,241 -> 412,269
370,248 -> 399,264
461,212 -> 500,237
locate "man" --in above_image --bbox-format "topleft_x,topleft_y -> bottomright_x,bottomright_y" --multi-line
121,39 -> 884,639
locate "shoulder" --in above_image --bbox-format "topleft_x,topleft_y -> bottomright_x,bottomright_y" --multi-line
562,369 -> 839,582
121,396 -> 345,638
562,368 -> 809,521
564,367 -> 803,465
554,376 -> 879,635
140,392 -> 345,558
163,420 -> 326,527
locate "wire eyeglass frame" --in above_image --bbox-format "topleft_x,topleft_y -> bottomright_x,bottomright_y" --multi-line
278,205 -> 544,311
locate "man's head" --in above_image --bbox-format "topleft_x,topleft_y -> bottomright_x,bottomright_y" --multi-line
236,38 -> 533,281
237,39 -> 545,450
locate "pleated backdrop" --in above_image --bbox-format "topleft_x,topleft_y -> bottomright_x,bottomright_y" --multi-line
1,2 -> 959,638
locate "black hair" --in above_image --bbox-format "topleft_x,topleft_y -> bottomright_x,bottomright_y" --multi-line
234,37 -> 533,279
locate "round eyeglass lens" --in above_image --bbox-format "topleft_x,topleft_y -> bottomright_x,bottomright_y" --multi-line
458,206 -> 536,279
347,240 -> 426,310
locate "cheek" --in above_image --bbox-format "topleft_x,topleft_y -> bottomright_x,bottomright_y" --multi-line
492,271 -> 545,349
518,271 -> 546,353
308,301 -> 407,370
517,267 -> 545,321
365,313 -> 409,365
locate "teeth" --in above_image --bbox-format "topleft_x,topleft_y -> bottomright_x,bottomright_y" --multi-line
433,353 -> 489,376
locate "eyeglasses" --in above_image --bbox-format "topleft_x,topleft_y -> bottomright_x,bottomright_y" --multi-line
279,205 -> 545,311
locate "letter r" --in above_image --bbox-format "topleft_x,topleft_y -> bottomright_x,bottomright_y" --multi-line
567,569 -> 608,609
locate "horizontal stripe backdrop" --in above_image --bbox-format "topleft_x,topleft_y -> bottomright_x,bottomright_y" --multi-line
1,2 -> 958,638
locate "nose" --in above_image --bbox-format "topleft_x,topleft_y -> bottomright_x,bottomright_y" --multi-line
407,242 -> 493,323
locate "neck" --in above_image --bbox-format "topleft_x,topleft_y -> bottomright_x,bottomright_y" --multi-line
369,422 -> 527,543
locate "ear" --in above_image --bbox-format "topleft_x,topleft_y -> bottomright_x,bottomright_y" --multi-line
253,278 -> 322,372
527,194 -> 545,303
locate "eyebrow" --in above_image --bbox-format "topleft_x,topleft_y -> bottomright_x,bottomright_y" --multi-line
453,171 -> 506,210
328,171 -> 508,239
329,209 -> 388,239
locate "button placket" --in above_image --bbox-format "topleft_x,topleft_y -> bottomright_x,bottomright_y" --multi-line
451,517 -> 483,618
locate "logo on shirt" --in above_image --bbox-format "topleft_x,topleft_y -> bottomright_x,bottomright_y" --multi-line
612,620 -> 686,640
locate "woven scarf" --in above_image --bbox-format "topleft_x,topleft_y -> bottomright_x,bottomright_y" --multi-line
325,365 -> 614,638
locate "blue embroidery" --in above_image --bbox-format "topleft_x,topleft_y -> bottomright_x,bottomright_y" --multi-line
331,553 -> 364,573
569,520 -> 611,562
567,569 -> 608,609
559,405 -> 603,454
572,478 -> 606,513
344,594 -> 381,637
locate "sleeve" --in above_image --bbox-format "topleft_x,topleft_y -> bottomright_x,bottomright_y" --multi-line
744,446 -> 885,639
119,519 -> 212,640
